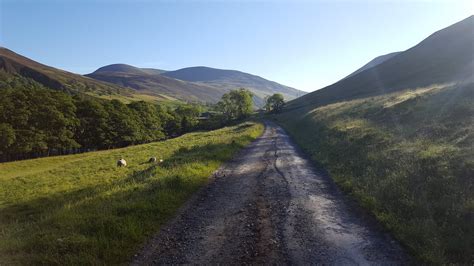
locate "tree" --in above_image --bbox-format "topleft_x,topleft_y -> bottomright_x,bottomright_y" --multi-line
0,123 -> 15,154
265,93 -> 285,113
216,88 -> 254,121
0,84 -> 79,158
75,97 -> 111,149
0,72 -> 217,161
128,101 -> 166,142
104,100 -> 142,147
174,105 -> 200,133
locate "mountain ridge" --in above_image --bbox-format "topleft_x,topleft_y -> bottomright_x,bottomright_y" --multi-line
0,47 -> 139,99
88,64 -> 306,106
162,66 -> 305,103
344,51 -> 401,79
288,15 -> 474,109
86,64 -> 229,103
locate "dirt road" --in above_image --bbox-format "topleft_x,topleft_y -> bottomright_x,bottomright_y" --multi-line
132,122 -> 410,265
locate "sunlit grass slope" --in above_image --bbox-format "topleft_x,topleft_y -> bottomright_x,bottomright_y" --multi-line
274,83 -> 473,263
0,122 -> 264,265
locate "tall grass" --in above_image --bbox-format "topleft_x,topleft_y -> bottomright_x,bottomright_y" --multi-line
0,122 -> 264,265
275,84 -> 473,263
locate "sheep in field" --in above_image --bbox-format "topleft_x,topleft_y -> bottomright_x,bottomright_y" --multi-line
117,158 -> 127,167
149,157 -> 157,163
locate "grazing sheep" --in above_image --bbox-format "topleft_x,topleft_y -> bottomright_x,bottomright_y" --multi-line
117,158 -> 127,167
149,157 -> 157,163
159,159 -> 164,163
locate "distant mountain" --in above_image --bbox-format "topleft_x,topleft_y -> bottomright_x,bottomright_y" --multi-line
162,66 -> 305,105
141,68 -> 168,75
0,48 -> 302,106
0,48 -> 137,99
91,64 -> 167,76
88,65 -> 305,106
86,64 -> 225,103
344,52 -> 401,79
92,64 -> 150,76
288,15 -> 474,109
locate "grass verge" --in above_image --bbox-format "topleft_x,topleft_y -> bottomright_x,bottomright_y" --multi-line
0,121 -> 264,264
274,83 -> 473,264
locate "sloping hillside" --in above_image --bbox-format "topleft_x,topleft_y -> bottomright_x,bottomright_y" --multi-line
274,16 -> 474,263
344,51 -> 401,79
0,48 -> 145,101
288,16 -> 473,110
162,66 -> 305,105
276,84 -> 473,263
86,64 -> 224,103
0,47 -> 168,102
87,65 -> 304,107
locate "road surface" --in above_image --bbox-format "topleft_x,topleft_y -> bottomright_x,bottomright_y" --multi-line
132,122 -> 410,265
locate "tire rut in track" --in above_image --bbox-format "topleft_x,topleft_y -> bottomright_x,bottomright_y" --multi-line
132,122 -> 411,265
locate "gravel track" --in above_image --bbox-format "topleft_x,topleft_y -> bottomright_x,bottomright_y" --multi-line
132,122 -> 410,265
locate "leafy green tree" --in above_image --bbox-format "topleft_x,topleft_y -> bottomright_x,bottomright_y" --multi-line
0,72 -> 216,160
75,97 -> 111,149
31,89 -> 79,153
0,84 -> 79,158
128,101 -> 166,142
163,112 -> 182,137
0,123 -> 15,154
104,100 -> 142,147
265,93 -> 285,113
175,105 -> 201,133
216,88 -> 253,121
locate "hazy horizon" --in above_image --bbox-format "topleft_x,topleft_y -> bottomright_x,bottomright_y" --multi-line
1,0 -> 472,92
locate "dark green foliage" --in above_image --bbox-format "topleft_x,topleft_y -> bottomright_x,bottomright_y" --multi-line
128,101 -> 166,141
265,93 -> 285,113
0,79 -> 79,159
0,74 -> 210,161
74,98 -> 112,149
0,123 -> 15,153
174,105 -> 201,133
216,88 -> 254,121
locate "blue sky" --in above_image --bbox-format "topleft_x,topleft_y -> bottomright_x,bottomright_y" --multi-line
0,0 -> 472,92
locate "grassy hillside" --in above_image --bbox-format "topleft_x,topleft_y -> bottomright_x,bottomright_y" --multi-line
344,51 -> 401,79
288,16 -> 473,110
274,84 -> 473,263
0,122 -> 264,264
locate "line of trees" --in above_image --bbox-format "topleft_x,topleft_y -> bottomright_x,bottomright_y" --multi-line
0,75 -> 202,162
0,74 -> 264,162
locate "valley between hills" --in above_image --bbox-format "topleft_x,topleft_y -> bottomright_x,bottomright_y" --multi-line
0,15 -> 473,265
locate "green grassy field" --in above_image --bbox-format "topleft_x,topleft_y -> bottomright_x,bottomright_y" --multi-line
0,122 -> 264,265
274,83 -> 473,263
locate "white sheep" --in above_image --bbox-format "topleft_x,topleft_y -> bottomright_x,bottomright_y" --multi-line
117,158 -> 127,167
149,157 -> 157,163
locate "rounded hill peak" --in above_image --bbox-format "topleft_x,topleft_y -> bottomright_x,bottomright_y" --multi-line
92,64 -> 146,75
